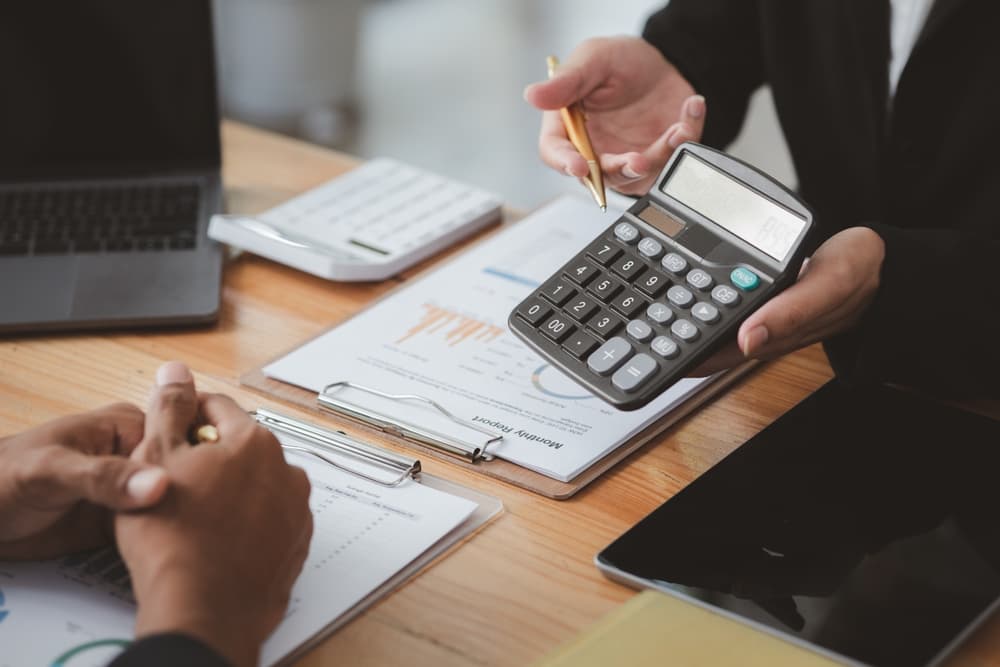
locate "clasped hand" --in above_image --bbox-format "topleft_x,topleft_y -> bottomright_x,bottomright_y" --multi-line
526,36 -> 886,369
0,362 -> 313,667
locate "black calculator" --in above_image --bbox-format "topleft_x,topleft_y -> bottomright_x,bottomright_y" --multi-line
508,142 -> 815,411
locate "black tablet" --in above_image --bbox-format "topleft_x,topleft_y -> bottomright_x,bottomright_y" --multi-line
597,381 -> 1000,667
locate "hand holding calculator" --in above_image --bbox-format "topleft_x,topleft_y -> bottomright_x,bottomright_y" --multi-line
509,143 -> 815,410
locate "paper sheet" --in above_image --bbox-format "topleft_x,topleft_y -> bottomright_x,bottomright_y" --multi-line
264,196 -> 714,481
0,440 -> 477,667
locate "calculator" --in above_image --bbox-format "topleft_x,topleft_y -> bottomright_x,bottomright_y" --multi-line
208,158 -> 501,281
509,143 -> 815,411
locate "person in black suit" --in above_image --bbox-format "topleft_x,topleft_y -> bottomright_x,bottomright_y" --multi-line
0,362 -> 313,666
526,0 -> 1000,397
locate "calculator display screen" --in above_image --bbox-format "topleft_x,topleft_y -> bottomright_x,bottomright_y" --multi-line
661,153 -> 805,262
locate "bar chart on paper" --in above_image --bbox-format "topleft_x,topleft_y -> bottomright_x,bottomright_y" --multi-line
265,197 -> 715,481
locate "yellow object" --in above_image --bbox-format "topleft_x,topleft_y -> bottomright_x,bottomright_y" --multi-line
547,55 -> 607,212
195,424 -> 219,444
534,590 -> 841,667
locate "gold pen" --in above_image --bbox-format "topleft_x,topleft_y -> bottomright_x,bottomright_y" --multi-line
547,55 -> 606,212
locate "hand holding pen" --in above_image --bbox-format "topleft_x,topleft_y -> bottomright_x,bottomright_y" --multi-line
524,36 -> 706,198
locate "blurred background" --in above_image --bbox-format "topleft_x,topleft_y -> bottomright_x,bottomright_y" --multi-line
213,0 -> 794,211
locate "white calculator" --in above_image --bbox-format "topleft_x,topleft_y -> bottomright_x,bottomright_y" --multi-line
208,158 -> 502,281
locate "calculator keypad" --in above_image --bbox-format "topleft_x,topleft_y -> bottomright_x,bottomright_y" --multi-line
512,220 -> 773,401
587,337 -> 632,375
541,278 -> 575,306
564,260 -> 600,286
589,276 -> 623,301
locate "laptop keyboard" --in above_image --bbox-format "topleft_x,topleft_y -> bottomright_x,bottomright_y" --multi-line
0,183 -> 201,256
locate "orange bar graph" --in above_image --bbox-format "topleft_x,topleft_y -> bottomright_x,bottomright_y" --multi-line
397,304 -> 504,347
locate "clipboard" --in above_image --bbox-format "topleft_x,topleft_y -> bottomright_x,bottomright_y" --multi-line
243,362 -> 756,500
0,407 -> 502,667
241,196 -> 760,499
255,407 -> 503,665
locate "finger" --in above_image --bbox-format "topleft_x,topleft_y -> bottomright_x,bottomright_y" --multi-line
679,95 -> 706,142
198,392 -> 251,432
523,45 -> 611,111
737,264 -> 856,358
92,402 -> 146,455
49,402 -> 145,457
140,362 -> 198,464
539,110 -> 589,177
26,446 -> 169,510
600,152 -> 653,193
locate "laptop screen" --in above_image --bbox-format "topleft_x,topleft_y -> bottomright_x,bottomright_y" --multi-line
0,2 -> 220,181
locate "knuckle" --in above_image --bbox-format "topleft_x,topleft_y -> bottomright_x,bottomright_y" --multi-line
152,387 -> 195,416
12,449 -> 54,495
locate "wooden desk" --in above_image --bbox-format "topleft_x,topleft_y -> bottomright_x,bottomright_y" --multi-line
2,122 -> 999,666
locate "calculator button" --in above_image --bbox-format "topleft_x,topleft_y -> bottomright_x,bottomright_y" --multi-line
671,319 -> 700,342
661,252 -> 688,275
587,311 -> 624,338
686,269 -> 714,291
587,336 -> 633,375
516,298 -> 551,325
565,295 -> 600,322
691,302 -> 720,324
585,239 -> 623,266
564,259 -> 600,287
730,267 -> 760,291
650,335 -> 679,359
612,353 -> 658,393
646,302 -> 674,325
666,285 -> 695,309
541,278 -> 575,306
540,315 -> 575,343
625,319 -> 653,342
610,291 -> 647,318
563,330 -> 599,359
635,271 -> 669,298
610,256 -> 646,282
589,275 -> 623,301
614,222 -> 640,244
711,284 -> 741,307
637,237 -> 664,259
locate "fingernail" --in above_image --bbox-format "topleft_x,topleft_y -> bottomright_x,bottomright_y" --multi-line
687,95 -> 706,119
126,467 -> 167,503
156,361 -> 192,386
622,165 -> 643,180
741,326 -> 769,356
564,164 -> 576,177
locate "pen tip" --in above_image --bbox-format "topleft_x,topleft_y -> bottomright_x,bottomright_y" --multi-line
601,206 -> 607,212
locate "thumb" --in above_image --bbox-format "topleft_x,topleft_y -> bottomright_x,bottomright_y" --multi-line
737,269 -> 840,358
524,55 -> 610,111
53,448 -> 169,510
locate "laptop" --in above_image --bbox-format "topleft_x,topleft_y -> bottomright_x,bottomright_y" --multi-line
0,2 -> 224,333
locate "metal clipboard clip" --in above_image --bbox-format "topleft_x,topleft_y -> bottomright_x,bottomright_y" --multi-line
253,406 -> 420,487
318,381 -> 503,463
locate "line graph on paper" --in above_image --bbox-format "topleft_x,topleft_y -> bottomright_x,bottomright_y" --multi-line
395,303 -> 505,347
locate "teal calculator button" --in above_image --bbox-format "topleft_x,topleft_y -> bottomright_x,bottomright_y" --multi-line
730,267 -> 760,291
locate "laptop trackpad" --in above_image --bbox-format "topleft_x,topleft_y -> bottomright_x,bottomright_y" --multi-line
0,257 -> 76,322
72,254 -> 189,319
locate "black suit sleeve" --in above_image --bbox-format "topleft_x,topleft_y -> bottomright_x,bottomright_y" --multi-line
642,0 -> 765,147
825,223 -> 1000,398
109,634 -> 230,667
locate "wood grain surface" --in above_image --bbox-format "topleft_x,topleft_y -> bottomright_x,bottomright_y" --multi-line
3,122 -> 998,666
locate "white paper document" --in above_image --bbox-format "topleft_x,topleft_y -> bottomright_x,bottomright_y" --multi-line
264,196 -> 715,482
0,442 -> 477,667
